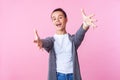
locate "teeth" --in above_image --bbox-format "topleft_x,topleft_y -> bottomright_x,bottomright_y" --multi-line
56,24 -> 61,26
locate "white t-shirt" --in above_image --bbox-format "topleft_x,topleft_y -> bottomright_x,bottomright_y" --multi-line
54,33 -> 73,74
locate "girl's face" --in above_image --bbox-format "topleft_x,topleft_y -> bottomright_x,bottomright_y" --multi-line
51,11 -> 67,32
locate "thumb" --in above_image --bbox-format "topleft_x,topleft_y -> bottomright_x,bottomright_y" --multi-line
81,8 -> 86,17
34,28 -> 39,39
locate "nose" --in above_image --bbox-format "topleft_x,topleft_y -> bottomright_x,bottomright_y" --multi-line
56,18 -> 60,22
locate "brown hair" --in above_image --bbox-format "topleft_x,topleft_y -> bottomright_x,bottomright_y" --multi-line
51,8 -> 67,18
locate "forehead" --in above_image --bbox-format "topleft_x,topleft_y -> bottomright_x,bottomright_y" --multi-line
51,11 -> 64,17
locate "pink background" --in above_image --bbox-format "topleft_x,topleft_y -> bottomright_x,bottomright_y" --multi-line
0,0 -> 120,80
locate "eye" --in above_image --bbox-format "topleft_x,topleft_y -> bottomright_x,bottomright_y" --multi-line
52,18 -> 56,21
59,16 -> 63,19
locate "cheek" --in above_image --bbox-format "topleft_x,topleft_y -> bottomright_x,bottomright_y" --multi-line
63,20 -> 67,25
52,21 -> 56,25
62,19 -> 67,23
60,19 -> 65,23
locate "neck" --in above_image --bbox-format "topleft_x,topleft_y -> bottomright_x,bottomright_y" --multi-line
56,30 -> 67,35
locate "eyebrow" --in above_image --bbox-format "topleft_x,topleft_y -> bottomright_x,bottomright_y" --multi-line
52,15 -> 64,18
58,15 -> 64,16
51,16 -> 55,19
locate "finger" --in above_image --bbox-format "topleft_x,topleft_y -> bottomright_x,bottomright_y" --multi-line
91,23 -> 97,28
89,19 -> 97,24
81,9 -> 86,17
88,14 -> 95,18
34,29 -> 39,38
33,40 -> 38,43
91,19 -> 97,22
38,43 -> 43,49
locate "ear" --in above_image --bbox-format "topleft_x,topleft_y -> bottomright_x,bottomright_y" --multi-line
65,18 -> 68,23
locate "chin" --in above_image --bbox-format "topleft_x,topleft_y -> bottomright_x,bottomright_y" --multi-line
55,25 -> 65,30
56,28 -> 62,31
57,28 -> 65,32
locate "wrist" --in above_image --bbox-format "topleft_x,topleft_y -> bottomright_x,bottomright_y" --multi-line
83,21 -> 89,27
83,22 -> 89,30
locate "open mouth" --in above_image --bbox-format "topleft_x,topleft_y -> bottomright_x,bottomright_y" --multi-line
56,23 -> 62,27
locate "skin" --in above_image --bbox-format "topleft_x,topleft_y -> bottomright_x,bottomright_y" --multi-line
51,11 -> 67,35
34,9 -> 97,49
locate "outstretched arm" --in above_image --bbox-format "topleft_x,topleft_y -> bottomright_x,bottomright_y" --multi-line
74,9 -> 97,49
33,29 -> 53,52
